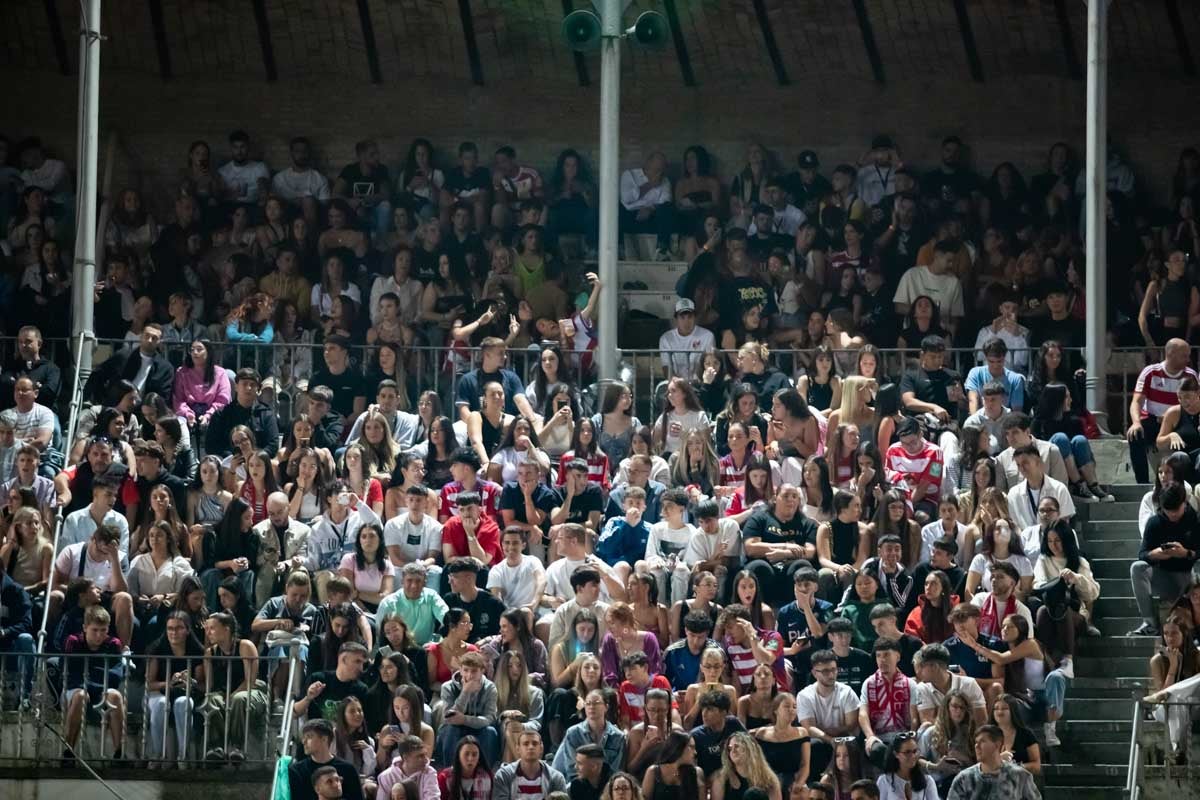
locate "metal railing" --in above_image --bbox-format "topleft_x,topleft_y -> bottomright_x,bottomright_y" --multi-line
1127,695 -> 1200,800
4,334 -> 1174,434
0,648 -> 301,770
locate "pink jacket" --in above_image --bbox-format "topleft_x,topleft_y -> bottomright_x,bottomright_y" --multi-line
172,365 -> 232,424
377,761 -> 439,800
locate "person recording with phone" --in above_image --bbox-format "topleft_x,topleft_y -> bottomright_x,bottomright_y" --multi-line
1128,483 -> 1200,636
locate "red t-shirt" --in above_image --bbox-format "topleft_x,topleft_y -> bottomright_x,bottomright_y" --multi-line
440,514 -> 504,565
617,673 -> 674,723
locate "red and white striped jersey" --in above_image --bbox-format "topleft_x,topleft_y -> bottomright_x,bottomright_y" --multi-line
885,440 -> 944,492
1135,362 -> 1199,420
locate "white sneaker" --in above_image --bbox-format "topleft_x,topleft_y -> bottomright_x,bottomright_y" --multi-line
1043,721 -> 1061,747
1058,656 -> 1075,679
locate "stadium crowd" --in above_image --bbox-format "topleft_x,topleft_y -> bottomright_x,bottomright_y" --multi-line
3,129 -> 1200,800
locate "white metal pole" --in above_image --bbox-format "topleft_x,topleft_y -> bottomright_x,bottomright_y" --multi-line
73,0 -> 101,385
1084,0 -> 1108,412
596,0 -> 622,381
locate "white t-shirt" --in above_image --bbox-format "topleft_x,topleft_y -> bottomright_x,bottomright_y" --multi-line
619,169 -> 672,210
915,671 -> 987,713
654,409 -> 710,455
918,520 -> 971,567
683,519 -> 743,565
6,403 -> 54,440
544,556 -> 588,602
659,326 -> 715,379
893,265 -> 965,319
486,555 -> 546,609
645,522 -> 695,562
54,542 -> 128,592
968,553 -> 1033,592
219,160 -> 271,204
383,513 -> 443,562
272,167 -> 331,201
876,773 -> 939,800
796,682 -> 860,729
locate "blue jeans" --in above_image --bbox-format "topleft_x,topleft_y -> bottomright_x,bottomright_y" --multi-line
2,632 -> 35,695
1035,668 -> 1069,718
436,723 -> 499,766
1049,432 -> 1094,468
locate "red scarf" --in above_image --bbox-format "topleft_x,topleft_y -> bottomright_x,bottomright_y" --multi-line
865,668 -> 911,733
978,592 -> 1016,638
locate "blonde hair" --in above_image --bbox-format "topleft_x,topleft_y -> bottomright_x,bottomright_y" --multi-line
837,375 -> 876,427
494,649 -> 534,716
11,506 -> 45,547
669,428 -> 719,488
718,732 -> 779,795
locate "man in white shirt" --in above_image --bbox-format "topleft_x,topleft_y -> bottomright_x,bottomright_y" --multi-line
271,136 -> 330,227
659,298 -> 715,379
894,239 -> 965,335
545,564 -> 611,650
619,152 -> 675,260
50,524 -> 133,646
683,500 -> 741,596
1,378 -> 54,455
486,527 -> 547,618
218,130 -> 271,206
855,136 -> 901,208
993,413 -> 1069,492
1007,444 -> 1075,531
59,479 -> 129,556
17,138 -> 72,199
2,443 -> 59,514
383,484 -> 443,591
798,648 -> 861,777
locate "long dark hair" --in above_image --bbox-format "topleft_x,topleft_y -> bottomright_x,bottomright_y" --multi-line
731,569 -> 766,629
569,416 -> 601,459
659,731 -> 700,799
427,416 -> 456,461
447,735 -> 491,800
213,497 -> 252,555
1154,452 -> 1193,509
318,603 -> 363,672
742,453 -> 775,506
183,339 -> 217,385
883,735 -> 929,786
534,345 -> 574,405
1035,383 -> 1069,424
497,416 -> 542,453
550,148 -> 593,195
354,522 -> 388,572
1031,340 -> 1069,390
920,570 -> 955,643
805,455 -> 834,517
1039,518 -> 1081,571
541,382 -> 580,425
401,138 -> 435,187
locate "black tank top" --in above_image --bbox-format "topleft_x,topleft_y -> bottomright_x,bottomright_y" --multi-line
830,518 -> 860,565
481,414 -> 505,457
207,641 -> 247,693
807,378 -> 834,410
1177,408 -> 1200,452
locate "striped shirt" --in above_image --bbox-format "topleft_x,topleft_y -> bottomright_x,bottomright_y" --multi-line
438,479 -> 502,520
554,452 -> 611,490
1135,362 -> 1199,420
617,674 -> 673,723
723,630 -> 787,691
885,440 -> 944,495
718,453 -> 750,487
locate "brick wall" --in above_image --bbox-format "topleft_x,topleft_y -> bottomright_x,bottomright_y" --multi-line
7,65 -> 1198,220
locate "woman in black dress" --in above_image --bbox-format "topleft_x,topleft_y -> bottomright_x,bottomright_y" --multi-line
640,731 -> 705,800
753,694 -> 811,796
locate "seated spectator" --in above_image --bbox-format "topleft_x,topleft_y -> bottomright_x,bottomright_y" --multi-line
377,732 -> 437,800
965,520 -> 1033,602
382,481 -> 443,585
1031,382 -> 1112,502
913,644 -> 987,756
599,602 -> 662,687
0,326 -> 61,409
963,384 -> 1011,459
875,731 -> 937,800
973,295 -> 1030,373
720,603 -> 787,693
1144,618 -> 1200,764
86,326 -> 174,406
884,418 -> 943,522
205,368 -> 280,459
662,609 -> 719,692
858,638 -> 920,768
596,488 -> 652,586
797,648 -> 861,778
869,604 -> 924,677
919,496 -> 971,567
711,731 -> 782,800
618,153 -> 674,261
690,690 -> 746,780
376,563 -> 448,647
861,533 -> 919,620
969,561 -> 1032,641
1129,482 -> 1200,636
438,735 -> 494,800
893,241 -> 965,336
965,340 -> 1027,414
553,686 -> 626,778
681,645 -> 738,728
61,606 -> 126,763
905,570 -> 959,644
945,724 -> 1040,800
741,484 -> 817,606
1033,517 -> 1099,659
436,649 -> 500,766
50,523 -> 133,647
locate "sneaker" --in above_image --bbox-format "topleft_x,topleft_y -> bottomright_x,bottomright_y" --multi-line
1043,721 -> 1061,748
1058,656 -> 1075,679
1085,624 -> 1102,637
204,747 -> 225,762
1088,483 -> 1115,502
61,747 -> 77,768
228,748 -> 245,764
1071,481 -> 1096,503
654,248 -> 673,262
1127,622 -> 1161,637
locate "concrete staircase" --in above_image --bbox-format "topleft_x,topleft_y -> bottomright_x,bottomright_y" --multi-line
1045,484 -> 1152,800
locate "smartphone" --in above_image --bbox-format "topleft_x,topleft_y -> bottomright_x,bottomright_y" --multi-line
338,493 -> 351,507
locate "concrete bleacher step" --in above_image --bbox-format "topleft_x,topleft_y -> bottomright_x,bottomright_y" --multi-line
1081,538 -> 1140,559
1109,484 -> 1153,502
1093,597 -> 1143,618
1097,617 -> 1147,637
617,259 -> 689,292
1099,577 -> 1139,597
1076,655 -> 1147,677
1039,788 -> 1130,800
1041,764 -> 1130,787
1076,501 -> 1142,521
1091,558 -> 1134,579
1061,718 -> 1151,740
1080,520 -> 1139,541
1077,636 -> 1155,656
1065,698 -> 1143,720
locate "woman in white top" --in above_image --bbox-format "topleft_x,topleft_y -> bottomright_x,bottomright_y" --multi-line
652,377 -> 710,458
965,518 -> 1033,600
127,521 -> 195,612
1033,518 -> 1101,640
876,733 -> 938,800
487,417 -> 551,485
397,138 -> 446,218
311,251 -> 362,320
338,523 -> 394,614
535,383 -> 576,464
285,448 -> 328,526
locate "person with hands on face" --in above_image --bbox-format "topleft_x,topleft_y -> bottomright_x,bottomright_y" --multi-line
776,567 -> 832,670
442,491 -> 504,567
549,459 -> 605,560
376,733 -> 438,800
720,604 -> 787,693
50,523 -> 134,647
595,487 -> 652,587
437,650 -> 501,766
500,461 -> 557,544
